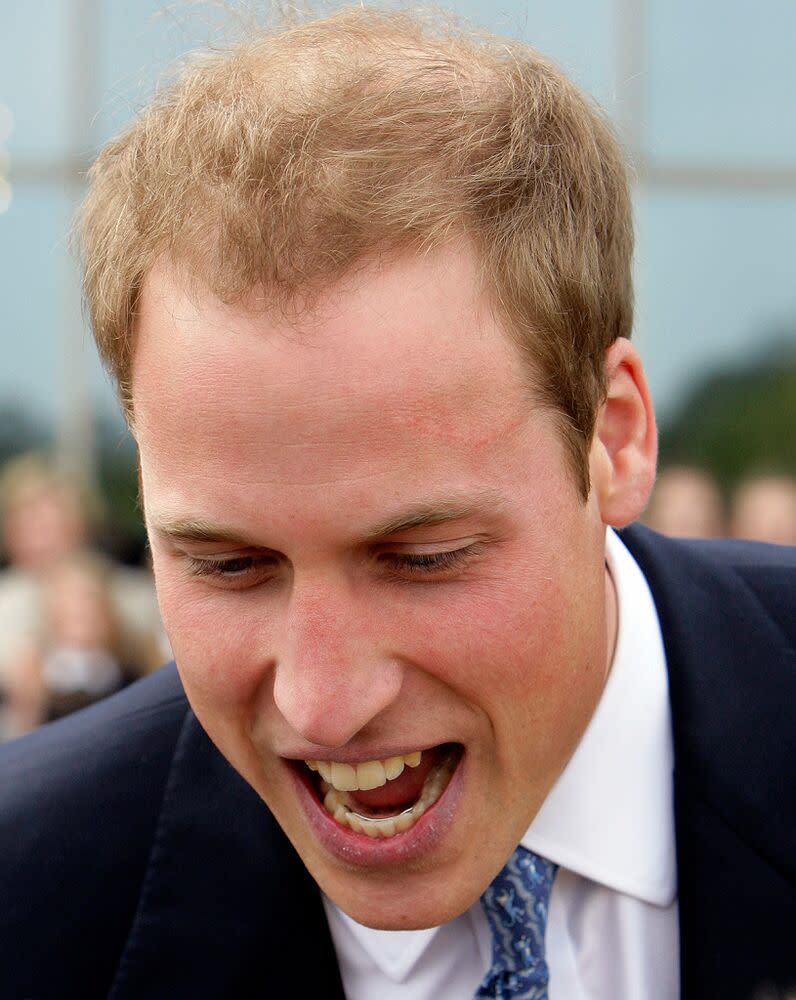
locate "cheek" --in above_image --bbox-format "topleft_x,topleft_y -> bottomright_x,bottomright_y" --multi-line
154,567 -> 275,714
382,574 -> 551,693
402,564 -> 603,735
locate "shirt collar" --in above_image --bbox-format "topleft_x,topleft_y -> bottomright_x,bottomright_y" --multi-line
521,527 -> 676,906
322,899 -> 440,982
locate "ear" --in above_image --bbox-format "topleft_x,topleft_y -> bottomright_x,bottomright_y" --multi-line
589,338 -> 658,527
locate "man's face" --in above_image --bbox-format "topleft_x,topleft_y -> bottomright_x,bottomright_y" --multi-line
134,245 -> 615,929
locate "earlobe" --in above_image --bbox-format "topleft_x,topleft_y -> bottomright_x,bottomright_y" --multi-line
590,338 -> 658,527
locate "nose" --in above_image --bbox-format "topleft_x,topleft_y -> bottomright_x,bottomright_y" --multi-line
271,584 -> 404,749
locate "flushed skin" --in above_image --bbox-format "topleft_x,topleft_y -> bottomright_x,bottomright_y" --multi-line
133,244 -> 656,929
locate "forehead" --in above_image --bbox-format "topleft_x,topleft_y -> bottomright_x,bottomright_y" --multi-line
131,245 -> 560,534
139,247 -> 528,415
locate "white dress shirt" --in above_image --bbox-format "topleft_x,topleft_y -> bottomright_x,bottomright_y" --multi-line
323,529 -> 679,999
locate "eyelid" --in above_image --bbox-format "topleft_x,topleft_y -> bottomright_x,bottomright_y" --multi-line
376,540 -> 485,577
182,551 -> 281,587
374,534 -> 483,552
171,538 -> 261,557
187,555 -> 254,574
172,537 -> 279,563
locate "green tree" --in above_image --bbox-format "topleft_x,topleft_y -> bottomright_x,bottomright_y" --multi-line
659,343 -> 796,494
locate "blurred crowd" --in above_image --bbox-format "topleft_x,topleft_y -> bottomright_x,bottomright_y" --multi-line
645,465 -> 796,545
0,449 -> 793,743
0,452 -> 167,741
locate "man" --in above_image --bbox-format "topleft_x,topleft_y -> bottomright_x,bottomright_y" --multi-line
1,8 -> 794,999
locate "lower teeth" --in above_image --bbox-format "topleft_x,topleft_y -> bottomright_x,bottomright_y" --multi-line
320,754 -> 457,839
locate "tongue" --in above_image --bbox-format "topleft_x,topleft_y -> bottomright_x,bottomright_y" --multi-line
346,749 -> 441,813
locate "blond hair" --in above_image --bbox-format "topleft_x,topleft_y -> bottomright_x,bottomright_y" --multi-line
78,6 -> 633,496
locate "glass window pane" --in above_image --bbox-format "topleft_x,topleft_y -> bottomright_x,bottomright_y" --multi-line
645,0 -> 796,166
634,190 -> 796,421
0,183 -> 119,431
0,0 -> 71,159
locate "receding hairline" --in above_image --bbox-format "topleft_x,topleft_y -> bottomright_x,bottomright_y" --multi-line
79,4 -> 634,500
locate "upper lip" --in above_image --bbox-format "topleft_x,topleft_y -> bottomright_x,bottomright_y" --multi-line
278,741 -> 456,764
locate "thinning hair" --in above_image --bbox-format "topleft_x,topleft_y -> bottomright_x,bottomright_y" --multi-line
78,6 -> 634,496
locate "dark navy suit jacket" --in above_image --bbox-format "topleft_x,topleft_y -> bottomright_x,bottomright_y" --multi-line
1,526 -> 794,999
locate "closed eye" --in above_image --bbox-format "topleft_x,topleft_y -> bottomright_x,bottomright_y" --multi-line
181,541 -> 485,587
376,543 -> 483,579
185,552 -> 281,588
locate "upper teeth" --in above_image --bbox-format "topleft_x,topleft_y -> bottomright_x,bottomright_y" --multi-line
305,751 -> 422,791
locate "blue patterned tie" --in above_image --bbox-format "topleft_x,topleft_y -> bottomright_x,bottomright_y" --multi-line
474,846 -> 558,1000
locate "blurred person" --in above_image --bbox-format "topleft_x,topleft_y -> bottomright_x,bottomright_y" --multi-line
4,552 -> 161,737
0,452 -> 89,571
0,453 -> 93,699
644,464 -> 726,538
0,9 -> 794,1000
0,452 -> 167,717
731,473 -> 796,546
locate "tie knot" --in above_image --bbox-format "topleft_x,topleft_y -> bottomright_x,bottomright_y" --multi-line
475,846 -> 557,1000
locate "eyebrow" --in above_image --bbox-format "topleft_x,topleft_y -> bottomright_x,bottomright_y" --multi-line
149,489 -> 506,547
363,489 -> 506,539
148,517 -> 255,546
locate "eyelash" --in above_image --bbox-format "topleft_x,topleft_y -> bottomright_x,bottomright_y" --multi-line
185,545 -> 478,585
187,555 -> 273,579
378,547 -> 475,576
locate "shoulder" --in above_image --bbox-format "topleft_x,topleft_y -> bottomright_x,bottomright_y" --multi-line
0,662 -> 188,814
621,520 -> 796,571
620,524 -> 796,834
0,664 -> 190,988
620,524 -> 796,630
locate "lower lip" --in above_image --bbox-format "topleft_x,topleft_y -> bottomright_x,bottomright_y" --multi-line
289,751 -> 466,867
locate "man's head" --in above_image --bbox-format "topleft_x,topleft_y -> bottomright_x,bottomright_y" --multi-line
79,6 -> 634,497
79,7 -> 656,929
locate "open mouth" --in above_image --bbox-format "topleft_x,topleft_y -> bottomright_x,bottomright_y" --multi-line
302,743 -> 463,840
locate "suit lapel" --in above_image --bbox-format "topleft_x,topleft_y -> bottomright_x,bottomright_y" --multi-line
621,526 -> 796,1000
108,708 -> 345,999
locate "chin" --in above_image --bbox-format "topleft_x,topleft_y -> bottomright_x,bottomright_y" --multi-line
322,862 -> 480,931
